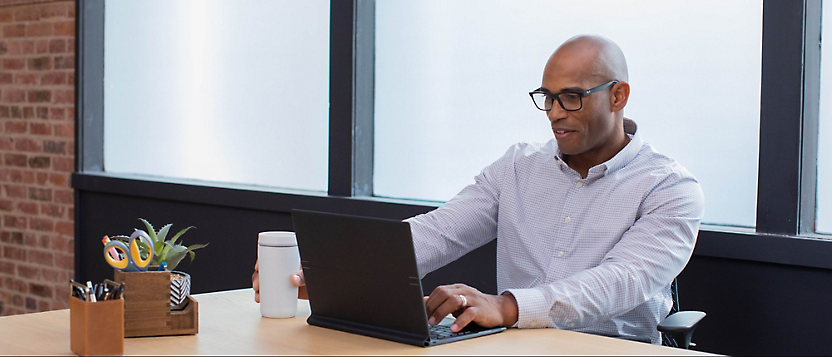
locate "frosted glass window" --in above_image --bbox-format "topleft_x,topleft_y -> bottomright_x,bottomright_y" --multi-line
104,0 -> 329,192
374,0 -> 762,227
817,2 -> 832,234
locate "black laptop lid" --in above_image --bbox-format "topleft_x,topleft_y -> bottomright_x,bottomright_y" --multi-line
291,210 -> 430,337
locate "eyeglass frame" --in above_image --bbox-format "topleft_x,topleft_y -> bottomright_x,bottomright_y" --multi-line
528,80 -> 619,112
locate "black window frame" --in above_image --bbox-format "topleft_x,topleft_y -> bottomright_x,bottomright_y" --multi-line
74,0 -> 832,274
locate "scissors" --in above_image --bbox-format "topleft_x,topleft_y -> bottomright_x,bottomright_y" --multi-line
103,230 -> 154,271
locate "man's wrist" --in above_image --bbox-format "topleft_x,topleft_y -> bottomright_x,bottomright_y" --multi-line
499,292 -> 519,327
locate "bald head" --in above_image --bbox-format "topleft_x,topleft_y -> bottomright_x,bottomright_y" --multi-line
546,35 -> 628,84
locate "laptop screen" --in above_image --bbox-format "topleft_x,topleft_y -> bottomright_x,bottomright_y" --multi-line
292,210 -> 431,337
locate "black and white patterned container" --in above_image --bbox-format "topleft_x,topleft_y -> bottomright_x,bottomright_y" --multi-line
170,271 -> 191,310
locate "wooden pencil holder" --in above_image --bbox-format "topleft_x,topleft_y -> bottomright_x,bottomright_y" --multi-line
113,269 -> 199,337
70,295 -> 124,356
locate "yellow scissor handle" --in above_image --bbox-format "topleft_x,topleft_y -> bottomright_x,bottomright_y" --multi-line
129,230 -> 154,269
104,241 -> 129,270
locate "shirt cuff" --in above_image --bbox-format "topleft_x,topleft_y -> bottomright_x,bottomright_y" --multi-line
502,288 -> 550,329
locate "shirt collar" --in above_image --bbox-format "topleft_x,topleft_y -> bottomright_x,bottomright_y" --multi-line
603,119 -> 642,175
553,118 -> 642,177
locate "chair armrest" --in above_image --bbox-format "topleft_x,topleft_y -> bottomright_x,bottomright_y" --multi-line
657,311 -> 706,349
657,311 -> 706,333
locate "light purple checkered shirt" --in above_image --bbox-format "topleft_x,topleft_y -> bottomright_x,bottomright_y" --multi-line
407,120 -> 704,344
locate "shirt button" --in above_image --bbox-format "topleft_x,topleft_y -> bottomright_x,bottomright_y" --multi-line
557,251 -> 564,257
576,181 -> 583,188
530,321 -> 538,328
568,322 -> 575,327
564,217 -> 571,223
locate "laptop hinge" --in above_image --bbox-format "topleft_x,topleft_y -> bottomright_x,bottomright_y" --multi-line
307,314 -> 429,347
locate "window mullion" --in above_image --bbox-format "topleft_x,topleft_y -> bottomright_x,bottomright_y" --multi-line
328,0 -> 375,197
799,0 -> 821,234
756,0 -> 810,235
76,0 -> 105,173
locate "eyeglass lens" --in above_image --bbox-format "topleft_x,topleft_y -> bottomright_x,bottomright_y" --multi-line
531,92 -> 582,111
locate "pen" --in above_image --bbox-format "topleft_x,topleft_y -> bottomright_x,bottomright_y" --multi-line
158,261 -> 167,271
94,283 -> 104,301
86,281 -> 97,302
70,280 -> 124,301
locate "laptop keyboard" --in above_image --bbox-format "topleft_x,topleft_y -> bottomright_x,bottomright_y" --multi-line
429,324 -> 476,340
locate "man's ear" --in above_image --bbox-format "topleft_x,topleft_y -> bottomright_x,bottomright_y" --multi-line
610,81 -> 630,112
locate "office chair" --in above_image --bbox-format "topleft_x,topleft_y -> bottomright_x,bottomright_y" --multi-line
658,278 -> 706,349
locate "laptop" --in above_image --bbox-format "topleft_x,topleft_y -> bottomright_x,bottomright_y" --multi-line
291,209 -> 506,347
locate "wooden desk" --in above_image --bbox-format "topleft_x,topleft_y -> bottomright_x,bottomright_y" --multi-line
0,289 -> 712,355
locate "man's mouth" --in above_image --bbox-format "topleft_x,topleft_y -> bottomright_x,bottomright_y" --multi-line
554,129 -> 576,139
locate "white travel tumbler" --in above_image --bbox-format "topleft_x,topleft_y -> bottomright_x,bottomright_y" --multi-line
258,231 -> 300,318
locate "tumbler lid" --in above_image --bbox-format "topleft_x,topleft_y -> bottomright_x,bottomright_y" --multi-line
258,231 -> 297,247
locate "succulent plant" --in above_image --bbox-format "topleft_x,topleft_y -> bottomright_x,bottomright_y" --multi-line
111,218 -> 208,271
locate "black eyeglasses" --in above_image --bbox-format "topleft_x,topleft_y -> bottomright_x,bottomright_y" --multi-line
529,80 -> 618,112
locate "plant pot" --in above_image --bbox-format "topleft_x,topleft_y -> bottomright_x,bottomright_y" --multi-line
113,268 -> 198,337
170,271 -> 191,310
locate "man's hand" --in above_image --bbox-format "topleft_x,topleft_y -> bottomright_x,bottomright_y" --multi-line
252,259 -> 308,302
253,260 -> 260,302
424,283 -> 518,332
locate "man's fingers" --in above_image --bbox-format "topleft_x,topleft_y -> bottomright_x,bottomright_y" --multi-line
428,294 -> 468,326
425,286 -> 455,313
291,271 -> 305,287
424,284 -> 510,331
425,294 -> 446,325
424,292 -> 441,317
253,259 -> 260,303
424,290 -> 447,324
252,269 -> 260,303
450,307 -> 478,332
425,285 -> 475,325
292,270 -> 308,300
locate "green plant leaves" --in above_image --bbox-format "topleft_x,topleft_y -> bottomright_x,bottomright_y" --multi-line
163,244 -> 189,271
163,242 -> 210,271
132,219 -> 206,271
157,224 -> 170,239
169,226 -> 196,246
109,235 -> 130,242
138,218 -> 156,239
185,243 -> 209,261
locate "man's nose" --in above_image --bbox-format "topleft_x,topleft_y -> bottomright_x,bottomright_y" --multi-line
547,102 -> 567,122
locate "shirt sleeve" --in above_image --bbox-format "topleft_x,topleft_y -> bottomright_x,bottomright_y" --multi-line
504,169 -> 705,330
406,146 -> 515,278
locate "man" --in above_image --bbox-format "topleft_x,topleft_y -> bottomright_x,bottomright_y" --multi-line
253,34 -> 704,344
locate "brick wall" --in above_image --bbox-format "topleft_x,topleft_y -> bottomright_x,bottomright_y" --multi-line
0,0 -> 75,316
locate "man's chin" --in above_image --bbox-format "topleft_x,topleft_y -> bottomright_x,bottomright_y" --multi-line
554,140 -> 578,155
